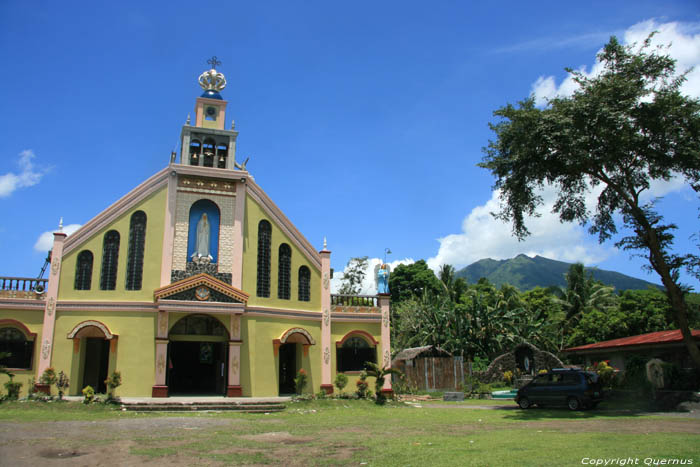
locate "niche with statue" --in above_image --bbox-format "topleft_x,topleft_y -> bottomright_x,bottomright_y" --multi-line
481,342 -> 564,386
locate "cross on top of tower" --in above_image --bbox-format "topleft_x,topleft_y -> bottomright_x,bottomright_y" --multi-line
207,56 -> 221,69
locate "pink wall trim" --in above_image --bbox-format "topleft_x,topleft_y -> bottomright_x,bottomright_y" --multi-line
160,169 -> 178,286
378,294 -> 392,390
279,327 -> 316,345
231,179 -> 246,289
156,300 -> 245,314
37,232 -> 66,377
63,168 -> 169,255
66,320 -> 116,339
336,330 -> 379,347
56,301 -> 156,313
0,319 -> 37,339
0,299 -> 46,311
170,164 -> 249,181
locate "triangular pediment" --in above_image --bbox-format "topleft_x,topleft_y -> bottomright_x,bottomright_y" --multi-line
154,273 -> 249,303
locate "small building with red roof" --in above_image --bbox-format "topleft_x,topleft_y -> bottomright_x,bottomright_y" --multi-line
563,329 -> 700,370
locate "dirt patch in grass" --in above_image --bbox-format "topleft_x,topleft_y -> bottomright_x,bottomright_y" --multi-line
241,431 -> 314,445
523,419 -> 700,434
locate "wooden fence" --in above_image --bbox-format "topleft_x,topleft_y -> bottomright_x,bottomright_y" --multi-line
394,356 -> 465,391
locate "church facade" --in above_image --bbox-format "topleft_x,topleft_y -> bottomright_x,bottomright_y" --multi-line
0,61 -> 391,398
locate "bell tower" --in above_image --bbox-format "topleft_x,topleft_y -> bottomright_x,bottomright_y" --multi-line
180,57 -> 239,169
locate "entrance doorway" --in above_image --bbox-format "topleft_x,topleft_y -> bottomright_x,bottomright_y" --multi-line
278,343 -> 297,395
167,314 -> 229,396
83,338 -> 109,393
168,341 -> 227,395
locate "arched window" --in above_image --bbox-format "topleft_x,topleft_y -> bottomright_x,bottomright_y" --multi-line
278,244 -> 291,300
216,143 -> 228,169
189,139 -> 201,165
100,230 -> 120,290
126,211 -> 147,291
256,220 -> 271,297
74,250 -> 93,290
337,333 -> 377,372
202,138 -> 216,167
0,325 -> 34,370
170,314 -> 228,337
298,266 -> 310,302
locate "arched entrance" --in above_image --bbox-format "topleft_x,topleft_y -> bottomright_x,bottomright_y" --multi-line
168,314 -> 229,395
273,328 -> 315,395
67,321 -> 116,394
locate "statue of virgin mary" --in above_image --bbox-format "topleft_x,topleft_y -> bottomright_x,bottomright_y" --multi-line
191,213 -> 213,262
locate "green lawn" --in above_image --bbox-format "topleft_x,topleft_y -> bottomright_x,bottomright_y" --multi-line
0,398 -> 698,466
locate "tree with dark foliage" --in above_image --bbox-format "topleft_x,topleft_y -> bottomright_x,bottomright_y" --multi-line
480,35 -> 700,367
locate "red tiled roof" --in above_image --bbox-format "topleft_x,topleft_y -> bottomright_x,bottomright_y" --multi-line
563,329 -> 700,352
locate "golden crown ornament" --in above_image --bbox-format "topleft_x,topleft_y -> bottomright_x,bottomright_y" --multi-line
198,56 -> 227,92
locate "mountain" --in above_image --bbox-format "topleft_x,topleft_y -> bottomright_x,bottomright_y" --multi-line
455,254 -> 662,291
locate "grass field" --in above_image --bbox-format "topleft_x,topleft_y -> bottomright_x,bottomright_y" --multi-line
0,398 -> 698,466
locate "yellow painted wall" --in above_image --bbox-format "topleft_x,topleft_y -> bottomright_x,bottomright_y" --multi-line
52,311 -> 156,396
331,321 -> 383,394
58,186 -> 167,301
0,309 -> 43,398
242,196 -> 321,311
242,315 -> 322,396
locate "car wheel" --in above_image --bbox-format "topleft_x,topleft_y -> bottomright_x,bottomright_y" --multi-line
567,397 -> 581,411
518,397 -> 531,409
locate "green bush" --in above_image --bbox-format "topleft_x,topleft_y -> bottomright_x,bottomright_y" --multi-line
104,371 -> 122,399
355,370 -> 369,399
56,371 -> 70,400
588,361 -> 618,389
621,355 -> 653,396
82,385 -> 95,404
294,369 -> 308,395
3,376 -> 22,400
334,373 -> 348,393
661,363 -> 700,390
40,367 -> 57,386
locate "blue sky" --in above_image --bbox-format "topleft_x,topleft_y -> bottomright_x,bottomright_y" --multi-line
1,1 -> 699,292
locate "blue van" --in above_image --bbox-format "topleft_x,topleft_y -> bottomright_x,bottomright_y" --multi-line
515,368 -> 603,410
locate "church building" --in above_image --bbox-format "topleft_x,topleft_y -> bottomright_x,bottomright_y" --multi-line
0,60 -> 391,398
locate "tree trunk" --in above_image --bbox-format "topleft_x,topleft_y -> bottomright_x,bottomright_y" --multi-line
640,220 -> 700,369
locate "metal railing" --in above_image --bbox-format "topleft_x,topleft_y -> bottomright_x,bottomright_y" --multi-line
0,277 -> 48,292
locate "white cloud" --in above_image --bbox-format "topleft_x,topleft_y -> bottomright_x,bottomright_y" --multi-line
331,257 -> 414,294
34,224 -> 82,252
427,185 -> 612,271
532,19 -> 700,105
0,150 -> 49,198
644,173 -> 690,200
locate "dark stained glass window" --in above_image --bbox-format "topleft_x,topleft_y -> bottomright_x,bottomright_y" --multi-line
256,220 -> 271,297
74,250 -> 93,290
100,230 -> 120,290
278,244 -> 291,300
337,336 -> 376,372
298,266 -> 310,302
170,315 -> 227,336
0,327 -> 34,370
126,211 -> 147,290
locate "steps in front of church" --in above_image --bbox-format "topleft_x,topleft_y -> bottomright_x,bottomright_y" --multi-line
119,396 -> 289,413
